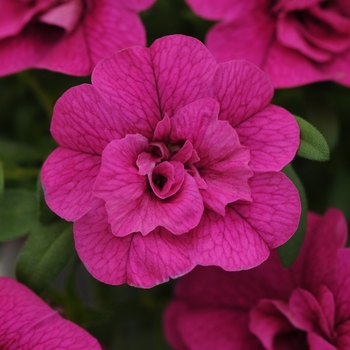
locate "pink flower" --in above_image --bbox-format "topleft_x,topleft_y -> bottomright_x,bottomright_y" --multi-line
0,0 -> 155,76
41,34 -> 301,288
164,208 -> 350,350
0,277 -> 101,349
186,0 -> 350,87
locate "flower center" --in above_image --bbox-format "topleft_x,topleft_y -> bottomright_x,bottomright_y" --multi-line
136,139 -> 203,200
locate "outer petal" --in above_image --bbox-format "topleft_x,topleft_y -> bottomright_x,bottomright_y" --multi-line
170,257 -> 293,311
0,277 -> 101,350
74,202 -> 197,287
167,308 -> 263,350
163,302 -> 192,350
330,249 -> 350,323
232,172 -> 301,248
235,105 -> 300,172
81,1 -> 150,67
205,13 -> 275,66
262,42 -> 334,88
150,35 -> 217,117
170,98 -> 252,215
51,84 -> 123,155
185,0 -> 270,21
41,148 -> 101,221
191,209 -> 271,270
0,24 -> 67,77
210,60 -> 274,127
116,0 -> 155,11
94,135 -> 204,236
0,0 -> 154,76
290,208 -> 347,293
92,46 -> 161,138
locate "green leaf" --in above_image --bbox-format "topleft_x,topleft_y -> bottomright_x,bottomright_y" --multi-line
0,189 -> 38,241
295,115 -> 330,161
278,164 -> 308,267
16,220 -> 75,293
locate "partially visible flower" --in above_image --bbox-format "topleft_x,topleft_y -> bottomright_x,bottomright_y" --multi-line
41,34 -> 300,288
186,0 -> 350,87
164,208 -> 350,350
0,277 -> 101,349
0,0 -> 155,76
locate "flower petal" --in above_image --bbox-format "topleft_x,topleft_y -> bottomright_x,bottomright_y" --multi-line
290,208 -> 347,293
150,35 -> 217,117
250,299 -> 306,350
168,308 -> 261,350
41,148 -> 101,221
235,105 -> 299,172
51,84 -> 123,155
232,172 -> 301,248
170,258 -> 293,311
0,277 -> 101,350
307,332 -> 337,350
83,1 -> 151,66
210,60 -> 274,127
185,0 -> 270,21
94,135 -> 204,236
170,98 -> 252,215
205,12 -> 275,65
191,209 -> 270,270
92,46 -> 161,138
74,203 -> 196,287
288,288 -> 334,338
263,41 -> 333,88
329,248 -> 350,323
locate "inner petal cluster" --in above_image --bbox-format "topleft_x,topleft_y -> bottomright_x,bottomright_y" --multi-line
136,137 -> 204,200
93,98 -> 253,237
274,1 -> 350,62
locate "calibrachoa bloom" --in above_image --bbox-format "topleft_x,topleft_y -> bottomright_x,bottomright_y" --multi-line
0,277 -> 101,349
0,0 -> 155,76
164,209 -> 350,350
186,0 -> 350,87
41,34 -> 301,288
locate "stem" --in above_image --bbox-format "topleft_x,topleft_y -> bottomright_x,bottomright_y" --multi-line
17,71 -> 54,120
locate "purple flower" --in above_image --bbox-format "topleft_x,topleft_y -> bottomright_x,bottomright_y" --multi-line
41,35 -> 301,288
186,0 -> 350,87
164,209 -> 350,350
0,0 -> 155,76
0,277 -> 101,349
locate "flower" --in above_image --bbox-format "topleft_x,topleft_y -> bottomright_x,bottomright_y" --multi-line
41,34 -> 301,288
164,208 -> 349,350
0,0 -> 155,76
0,277 -> 101,349
185,0 -> 350,87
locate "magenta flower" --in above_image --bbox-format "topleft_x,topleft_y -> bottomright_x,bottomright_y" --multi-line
186,0 -> 350,87
164,209 -> 350,350
0,0 -> 155,76
41,35 -> 300,288
0,277 -> 101,349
